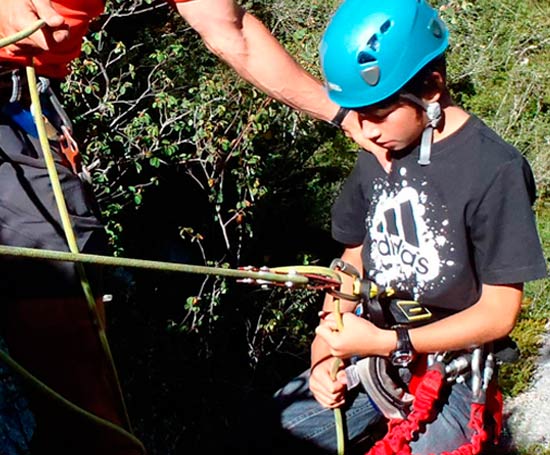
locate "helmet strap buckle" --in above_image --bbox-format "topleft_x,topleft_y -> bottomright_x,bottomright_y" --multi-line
418,101 -> 441,166
425,101 -> 442,128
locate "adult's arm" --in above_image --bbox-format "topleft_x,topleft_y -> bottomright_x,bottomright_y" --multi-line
0,0 -> 68,54
174,0 -> 384,153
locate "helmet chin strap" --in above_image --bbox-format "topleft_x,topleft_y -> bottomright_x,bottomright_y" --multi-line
400,93 -> 442,166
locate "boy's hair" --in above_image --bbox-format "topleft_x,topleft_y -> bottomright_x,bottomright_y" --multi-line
402,54 -> 447,99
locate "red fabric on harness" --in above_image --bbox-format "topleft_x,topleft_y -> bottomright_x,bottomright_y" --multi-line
367,368 -> 445,455
0,0 -> 104,78
365,365 -> 503,455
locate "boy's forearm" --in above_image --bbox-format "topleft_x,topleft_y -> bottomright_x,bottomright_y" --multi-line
410,283 -> 523,353
310,335 -> 332,370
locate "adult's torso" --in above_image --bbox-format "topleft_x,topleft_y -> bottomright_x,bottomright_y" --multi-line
0,0 -> 105,78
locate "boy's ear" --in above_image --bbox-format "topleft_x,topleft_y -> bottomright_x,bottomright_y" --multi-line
422,71 -> 445,103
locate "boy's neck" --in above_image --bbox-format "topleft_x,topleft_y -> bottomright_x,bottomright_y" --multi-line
433,103 -> 470,144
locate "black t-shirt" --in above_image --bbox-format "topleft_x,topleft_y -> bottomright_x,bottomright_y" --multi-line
332,115 -> 547,313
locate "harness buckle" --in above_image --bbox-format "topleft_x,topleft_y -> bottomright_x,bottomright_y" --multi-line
390,299 -> 432,323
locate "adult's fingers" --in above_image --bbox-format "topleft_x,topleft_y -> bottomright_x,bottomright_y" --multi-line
34,0 -> 69,45
33,0 -> 64,27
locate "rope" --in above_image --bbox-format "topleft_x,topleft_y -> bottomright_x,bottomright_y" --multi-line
0,245 -> 313,286
0,18 -> 142,450
0,20 -> 46,48
25,62 -> 135,433
0,348 -> 146,452
330,295 -> 346,455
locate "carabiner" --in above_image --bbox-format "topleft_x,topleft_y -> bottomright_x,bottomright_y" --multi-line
470,347 -> 484,403
328,258 -> 363,302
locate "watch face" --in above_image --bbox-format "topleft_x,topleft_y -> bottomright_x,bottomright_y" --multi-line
391,351 -> 415,367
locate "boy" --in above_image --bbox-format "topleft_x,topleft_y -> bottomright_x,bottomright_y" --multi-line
274,0 -> 547,453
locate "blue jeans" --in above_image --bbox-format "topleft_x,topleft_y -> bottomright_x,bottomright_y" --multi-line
274,369 -> 475,455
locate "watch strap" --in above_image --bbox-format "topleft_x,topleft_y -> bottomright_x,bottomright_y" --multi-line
329,106 -> 350,128
395,326 -> 412,352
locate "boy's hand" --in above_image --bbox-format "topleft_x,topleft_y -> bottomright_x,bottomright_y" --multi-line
0,0 -> 68,55
309,357 -> 347,409
316,312 -> 388,359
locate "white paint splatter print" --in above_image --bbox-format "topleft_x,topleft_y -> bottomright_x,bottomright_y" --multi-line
365,168 -> 454,295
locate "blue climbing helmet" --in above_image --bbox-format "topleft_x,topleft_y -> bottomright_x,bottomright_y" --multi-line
320,0 -> 449,108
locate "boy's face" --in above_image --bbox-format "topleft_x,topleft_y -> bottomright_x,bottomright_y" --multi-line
353,97 -> 425,152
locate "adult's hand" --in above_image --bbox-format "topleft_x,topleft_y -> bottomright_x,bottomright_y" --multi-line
340,110 -> 392,169
0,0 -> 68,55
309,357 -> 347,409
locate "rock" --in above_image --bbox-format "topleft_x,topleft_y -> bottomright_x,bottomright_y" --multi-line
503,325 -> 550,449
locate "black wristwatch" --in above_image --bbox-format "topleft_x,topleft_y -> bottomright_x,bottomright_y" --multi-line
390,326 -> 416,367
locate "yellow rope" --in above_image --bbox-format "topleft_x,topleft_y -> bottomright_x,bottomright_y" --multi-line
0,18 -> 144,453
0,348 -> 146,452
26,63 -> 135,433
329,291 -> 346,455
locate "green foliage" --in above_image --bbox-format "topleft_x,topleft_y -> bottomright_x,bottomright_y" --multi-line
515,446 -> 550,455
245,286 -> 320,366
440,0 -> 550,193
59,0 -> 351,346
500,317 -> 546,397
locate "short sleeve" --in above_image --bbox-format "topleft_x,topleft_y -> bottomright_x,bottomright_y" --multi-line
331,157 -> 370,246
470,156 -> 547,284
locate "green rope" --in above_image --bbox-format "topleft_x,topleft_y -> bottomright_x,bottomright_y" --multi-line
0,20 -> 45,48
0,18 -> 141,450
1,19 -> 349,455
0,348 -> 146,453
331,299 -> 346,455
0,244 -> 312,285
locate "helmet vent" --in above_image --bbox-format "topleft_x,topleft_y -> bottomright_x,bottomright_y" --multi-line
358,51 -> 376,64
366,34 -> 380,52
380,19 -> 392,34
429,19 -> 443,38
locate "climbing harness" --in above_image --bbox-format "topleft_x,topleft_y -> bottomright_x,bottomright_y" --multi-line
365,347 -> 503,455
323,259 -> 506,455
